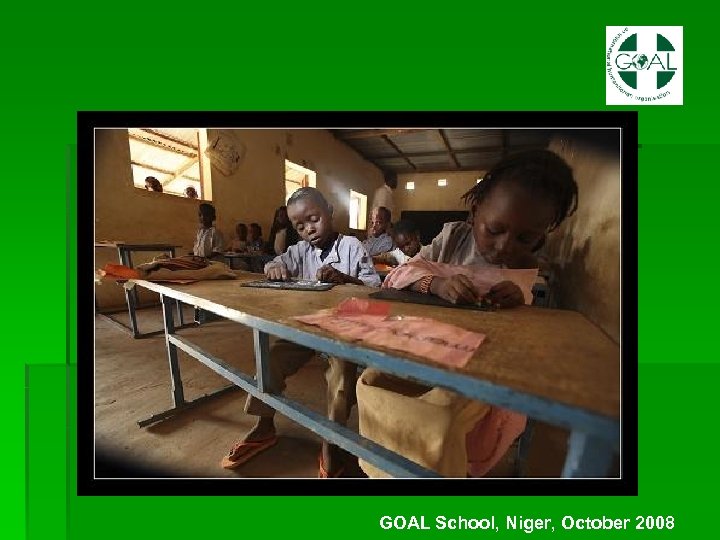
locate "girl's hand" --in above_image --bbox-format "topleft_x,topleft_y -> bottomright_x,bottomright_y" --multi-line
317,265 -> 346,284
485,280 -> 524,308
430,275 -> 480,304
266,264 -> 289,281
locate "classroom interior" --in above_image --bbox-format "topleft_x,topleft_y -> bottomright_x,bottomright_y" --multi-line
93,127 -> 621,478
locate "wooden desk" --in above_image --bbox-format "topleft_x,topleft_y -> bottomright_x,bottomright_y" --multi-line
95,242 -> 184,338
133,276 -> 620,478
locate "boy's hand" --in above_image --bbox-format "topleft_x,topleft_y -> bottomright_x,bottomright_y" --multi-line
430,275 -> 480,304
484,280 -> 524,308
316,265 -> 346,284
266,264 -> 289,281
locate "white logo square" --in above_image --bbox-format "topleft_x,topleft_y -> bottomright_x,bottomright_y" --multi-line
606,26 -> 683,105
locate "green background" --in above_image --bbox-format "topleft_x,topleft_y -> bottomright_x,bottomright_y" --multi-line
7,5 -> 716,539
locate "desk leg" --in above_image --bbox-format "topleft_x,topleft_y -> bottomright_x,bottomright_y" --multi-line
123,283 -> 140,338
253,329 -> 271,393
137,295 -> 238,428
117,248 -> 141,337
162,294 -> 185,407
562,430 -> 615,478
515,418 -> 536,477
165,247 -> 186,326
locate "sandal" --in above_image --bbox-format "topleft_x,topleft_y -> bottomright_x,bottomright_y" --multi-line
220,435 -> 278,470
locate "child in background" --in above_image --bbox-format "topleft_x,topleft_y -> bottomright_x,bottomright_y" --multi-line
247,223 -> 264,253
358,150 -> 579,477
222,187 -> 380,477
269,205 -> 301,255
144,176 -> 163,193
230,223 -> 248,252
363,206 -> 393,256
193,203 -> 224,260
373,219 -> 422,266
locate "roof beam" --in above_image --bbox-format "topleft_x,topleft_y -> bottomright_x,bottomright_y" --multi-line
162,158 -> 199,186
381,135 -> 416,170
371,143 -> 542,160
437,129 -> 461,169
398,166 -> 489,174
334,129 -> 429,140
129,133 -> 198,158
131,160 -> 197,182
140,128 -> 199,151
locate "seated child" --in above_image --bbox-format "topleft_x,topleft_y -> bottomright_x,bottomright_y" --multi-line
247,223 -> 264,253
192,203 -> 224,261
373,219 -> 422,266
357,149 -> 579,477
269,205 -> 301,255
230,223 -> 248,252
363,206 -> 394,256
221,187 -> 380,477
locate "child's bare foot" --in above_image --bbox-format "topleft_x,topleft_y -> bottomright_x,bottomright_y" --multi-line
221,417 -> 277,469
244,417 -> 276,442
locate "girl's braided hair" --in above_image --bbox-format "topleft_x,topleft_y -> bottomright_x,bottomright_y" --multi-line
462,149 -> 578,232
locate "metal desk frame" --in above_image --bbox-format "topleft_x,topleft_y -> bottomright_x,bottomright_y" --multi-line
133,280 -> 620,479
95,243 -> 191,338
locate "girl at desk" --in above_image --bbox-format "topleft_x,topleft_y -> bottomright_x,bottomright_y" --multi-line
357,149 -> 579,477
221,187 -> 380,477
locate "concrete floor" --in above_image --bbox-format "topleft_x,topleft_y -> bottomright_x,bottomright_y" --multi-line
94,301 -> 571,478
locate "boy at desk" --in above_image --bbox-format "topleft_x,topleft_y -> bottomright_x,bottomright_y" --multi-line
222,187 -> 380,477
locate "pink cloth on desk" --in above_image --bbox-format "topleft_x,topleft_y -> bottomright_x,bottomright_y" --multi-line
294,310 -> 485,368
382,258 -> 539,305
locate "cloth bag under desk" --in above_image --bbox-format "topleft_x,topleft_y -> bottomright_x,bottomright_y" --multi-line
356,368 -> 489,478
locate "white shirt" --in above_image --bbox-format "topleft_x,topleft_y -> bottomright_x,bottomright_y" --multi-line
418,221 -> 499,267
371,184 -> 395,216
265,234 -> 381,287
385,246 -> 413,266
362,232 -> 394,256
193,226 -> 224,257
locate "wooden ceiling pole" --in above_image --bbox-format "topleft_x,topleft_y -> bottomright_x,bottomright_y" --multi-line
129,133 -> 198,158
334,128 -> 428,140
131,160 -> 196,181
141,128 -> 199,151
162,158 -> 199,186
373,143 -> 541,160
381,135 -> 416,170
437,129 -> 460,169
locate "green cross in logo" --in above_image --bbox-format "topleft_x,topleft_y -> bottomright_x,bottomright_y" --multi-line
615,33 -> 676,90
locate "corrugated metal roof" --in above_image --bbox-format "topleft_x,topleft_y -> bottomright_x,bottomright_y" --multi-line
329,128 -> 552,173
